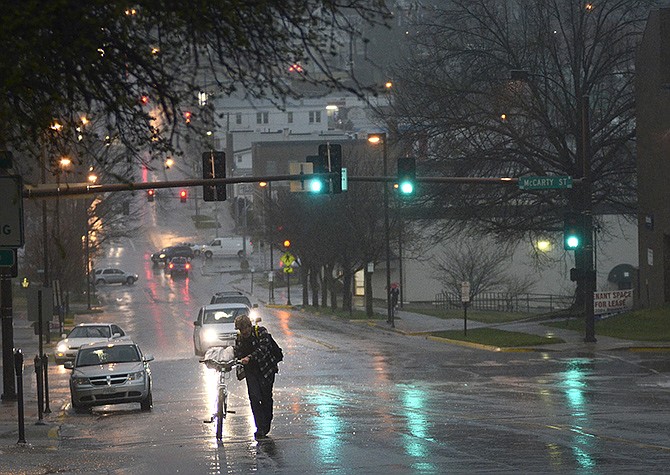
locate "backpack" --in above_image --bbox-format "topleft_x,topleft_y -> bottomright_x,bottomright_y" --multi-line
255,326 -> 284,365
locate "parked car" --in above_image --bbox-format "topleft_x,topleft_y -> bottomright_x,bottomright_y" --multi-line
151,245 -> 194,265
209,291 -> 255,307
92,268 -> 138,285
65,339 -> 153,413
193,303 -> 253,356
54,323 -> 127,365
167,256 -> 191,277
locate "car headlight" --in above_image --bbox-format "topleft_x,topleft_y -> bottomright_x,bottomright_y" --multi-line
159,253 -> 166,259
127,371 -> 145,381
72,377 -> 89,386
202,328 -> 219,343
56,342 -> 68,353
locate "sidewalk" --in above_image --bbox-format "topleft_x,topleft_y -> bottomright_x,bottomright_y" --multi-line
0,316 -> 64,452
243,275 -> 670,354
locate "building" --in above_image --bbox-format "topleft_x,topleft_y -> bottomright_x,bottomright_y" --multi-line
636,7 -> 670,308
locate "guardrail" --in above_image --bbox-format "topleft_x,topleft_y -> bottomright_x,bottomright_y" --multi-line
433,292 -> 575,314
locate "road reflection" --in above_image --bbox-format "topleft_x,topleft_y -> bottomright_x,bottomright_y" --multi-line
561,358 -> 596,471
399,384 -> 438,473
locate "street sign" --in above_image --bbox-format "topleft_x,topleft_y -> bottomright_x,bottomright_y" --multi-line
518,175 -> 572,190
461,281 -> 471,303
0,176 -> 24,247
341,168 -> 348,191
0,249 -> 15,267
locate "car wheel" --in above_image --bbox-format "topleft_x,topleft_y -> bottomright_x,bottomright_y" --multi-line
204,251 -> 213,259
237,250 -> 245,258
140,389 -> 153,411
126,276 -> 135,285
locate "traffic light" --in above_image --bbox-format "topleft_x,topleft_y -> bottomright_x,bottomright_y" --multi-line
147,189 -> 155,202
563,211 -> 583,250
202,151 -> 226,201
396,156 -> 416,195
306,155 -> 328,194
283,240 -> 291,249
319,143 -> 343,193
179,189 -> 188,203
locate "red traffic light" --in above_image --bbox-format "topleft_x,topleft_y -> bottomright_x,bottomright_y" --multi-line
183,111 -> 192,123
180,190 -> 187,203
147,189 -> 155,202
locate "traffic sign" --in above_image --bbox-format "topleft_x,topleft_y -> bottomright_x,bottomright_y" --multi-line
518,175 -> 572,190
280,252 -> 295,267
461,281 -> 471,303
0,176 -> 24,247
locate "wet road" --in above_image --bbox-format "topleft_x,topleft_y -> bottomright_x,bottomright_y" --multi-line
6,203 -> 670,473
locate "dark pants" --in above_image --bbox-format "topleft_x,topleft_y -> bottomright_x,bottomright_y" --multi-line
245,370 -> 275,434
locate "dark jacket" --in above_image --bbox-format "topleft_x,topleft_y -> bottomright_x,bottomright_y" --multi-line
234,325 -> 278,382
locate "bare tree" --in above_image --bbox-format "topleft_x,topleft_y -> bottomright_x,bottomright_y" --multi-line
432,240 -> 521,302
383,0 -> 652,244
1,1 -> 391,169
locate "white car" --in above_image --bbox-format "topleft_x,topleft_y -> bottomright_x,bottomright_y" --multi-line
54,323 -> 127,365
193,303 -> 254,356
65,339 -> 153,413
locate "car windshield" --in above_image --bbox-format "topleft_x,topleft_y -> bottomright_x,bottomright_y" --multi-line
68,326 -> 111,339
76,345 -> 140,366
203,308 -> 248,324
211,296 -> 251,305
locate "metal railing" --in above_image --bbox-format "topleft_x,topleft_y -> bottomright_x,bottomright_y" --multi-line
433,292 -> 574,314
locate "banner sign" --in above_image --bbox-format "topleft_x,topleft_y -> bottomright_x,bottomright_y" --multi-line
594,290 -> 633,316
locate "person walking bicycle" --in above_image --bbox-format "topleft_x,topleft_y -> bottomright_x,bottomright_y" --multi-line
234,315 -> 280,439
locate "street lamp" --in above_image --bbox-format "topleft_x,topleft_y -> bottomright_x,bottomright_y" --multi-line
367,132 -> 394,327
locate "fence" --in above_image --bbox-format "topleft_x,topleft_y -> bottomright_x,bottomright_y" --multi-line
433,291 -> 574,314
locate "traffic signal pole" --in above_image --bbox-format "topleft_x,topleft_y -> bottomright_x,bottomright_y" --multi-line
580,95 -> 596,343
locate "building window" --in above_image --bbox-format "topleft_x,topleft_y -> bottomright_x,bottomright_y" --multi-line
256,112 -> 269,124
287,111 -> 293,124
236,113 -> 242,125
309,111 -> 321,123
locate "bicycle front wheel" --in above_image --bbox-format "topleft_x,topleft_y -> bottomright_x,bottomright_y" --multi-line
216,387 -> 226,439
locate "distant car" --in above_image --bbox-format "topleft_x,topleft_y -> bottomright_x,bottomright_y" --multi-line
65,339 -> 153,413
151,245 -> 194,265
209,291 -> 254,307
167,256 -> 191,277
193,303 -> 254,356
54,323 -> 127,365
92,268 -> 138,285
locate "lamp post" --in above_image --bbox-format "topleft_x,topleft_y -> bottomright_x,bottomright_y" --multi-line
368,133 -> 393,327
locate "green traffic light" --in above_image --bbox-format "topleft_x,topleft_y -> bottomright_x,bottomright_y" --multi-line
309,178 -> 324,193
565,235 -> 580,250
399,181 -> 414,194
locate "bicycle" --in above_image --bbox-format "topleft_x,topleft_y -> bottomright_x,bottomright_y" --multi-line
201,353 -> 240,440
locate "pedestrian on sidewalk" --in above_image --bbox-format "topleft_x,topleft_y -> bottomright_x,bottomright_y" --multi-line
233,314 -> 279,439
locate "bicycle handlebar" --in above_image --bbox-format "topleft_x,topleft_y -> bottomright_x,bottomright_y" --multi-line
200,358 -> 239,372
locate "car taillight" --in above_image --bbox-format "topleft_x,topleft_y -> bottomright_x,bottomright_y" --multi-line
185,263 -> 191,269
169,263 -> 174,269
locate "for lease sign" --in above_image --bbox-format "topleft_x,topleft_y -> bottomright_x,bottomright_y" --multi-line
593,290 -> 633,316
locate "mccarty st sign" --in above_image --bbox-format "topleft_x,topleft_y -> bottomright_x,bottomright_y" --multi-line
518,175 -> 573,190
